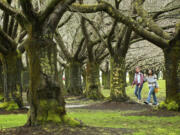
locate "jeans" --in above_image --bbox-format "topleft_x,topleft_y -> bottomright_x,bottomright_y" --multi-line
134,85 -> 143,100
146,86 -> 157,104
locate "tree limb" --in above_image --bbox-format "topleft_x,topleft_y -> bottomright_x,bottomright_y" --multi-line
55,31 -> 72,61
70,2 -> 169,49
133,0 -> 171,40
19,0 -> 38,22
0,27 -> 17,49
58,13 -> 74,28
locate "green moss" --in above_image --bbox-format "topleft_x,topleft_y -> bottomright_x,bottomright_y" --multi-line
47,110 -> 61,123
167,101 -> 179,111
159,101 -> 179,111
62,115 -> 81,127
39,100 -> 48,108
159,101 -> 166,109
0,101 -> 19,111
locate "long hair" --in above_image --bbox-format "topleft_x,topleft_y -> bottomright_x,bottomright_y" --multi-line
147,69 -> 154,76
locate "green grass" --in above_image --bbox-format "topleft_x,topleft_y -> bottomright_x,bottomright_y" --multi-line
0,114 -> 27,129
68,109 -> 180,135
1,109 -> 180,135
1,80 -> 176,135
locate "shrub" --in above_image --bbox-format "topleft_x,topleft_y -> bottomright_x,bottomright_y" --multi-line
159,101 -> 179,111
167,101 -> 179,111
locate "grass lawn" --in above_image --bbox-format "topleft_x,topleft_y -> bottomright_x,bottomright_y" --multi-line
0,114 -> 27,129
1,109 -> 180,135
1,80 -> 179,135
69,109 -> 180,135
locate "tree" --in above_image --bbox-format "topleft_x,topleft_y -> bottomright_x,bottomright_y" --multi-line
55,15 -> 86,96
71,0 -> 180,105
0,0 -> 80,126
81,16 -> 108,99
0,0 -> 23,109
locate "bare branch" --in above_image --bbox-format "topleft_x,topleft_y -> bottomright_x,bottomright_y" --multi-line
71,2 -> 169,48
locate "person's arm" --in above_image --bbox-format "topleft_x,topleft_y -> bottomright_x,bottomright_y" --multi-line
154,75 -> 159,88
140,73 -> 144,86
132,74 -> 136,88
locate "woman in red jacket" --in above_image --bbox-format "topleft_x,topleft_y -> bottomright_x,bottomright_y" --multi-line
132,67 -> 144,103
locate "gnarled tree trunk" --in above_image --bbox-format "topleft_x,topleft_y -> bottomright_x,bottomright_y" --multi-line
0,51 -> 23,109
110,56 -> 129,101
67,61 -> 83,96
164,41 -> 180,105
85,62 -> 104,100
102,70 -> 110,89
129,71 -> 134,86
0,65 -> 3,100
25,36 -> 79,126
65,66 -> 70,92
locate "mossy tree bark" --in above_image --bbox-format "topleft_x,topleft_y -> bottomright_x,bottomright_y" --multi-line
110,56 -> 129,101
129,71 -> 134,85
55,30 -> 85,96
25,37 -> 67,126
85,62 -> 104,100
65,66 -> 70,92
0,65 -> 4,99
102,70 -> 110,89
0,51 -> 23,108
67,61 -> 83,96
81,17 -> 105,100
0,0 -> 78,126
70,0 -> 180,105
164,40 -> 180,105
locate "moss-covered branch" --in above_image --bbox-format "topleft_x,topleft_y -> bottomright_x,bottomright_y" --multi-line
19,0 -> 38,22
0,1 -> 28,29
116,25 -> 127,50
42,0 -> 75,34
40,0 -> 64,23
107,20 -> 117,56
81,17 -> 94,62
74,37 -> 85,60
55,31 -> 72,61
58,13 -> 74,28
133,0 -> 171,40
71,2 -> 169,48
122,27 -> 132,56
0,43 -> 8,55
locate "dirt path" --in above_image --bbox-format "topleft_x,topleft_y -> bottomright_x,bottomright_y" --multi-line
0,125 -> 132,135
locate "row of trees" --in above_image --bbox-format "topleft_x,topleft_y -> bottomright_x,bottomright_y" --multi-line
0,0 -> 179,126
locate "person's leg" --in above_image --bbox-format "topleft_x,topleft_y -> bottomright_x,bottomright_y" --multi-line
138,85 -> 143,100
145,86 -> 154,104
134,85 -> 138,98
152,92 -> 157,105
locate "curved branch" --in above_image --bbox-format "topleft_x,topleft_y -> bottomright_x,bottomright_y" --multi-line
19,0 -> 38,22
58,13 -> 74,28
71,2 -> 169,49
0,27 -> 17,49
0,1 -> 28,28
74,37 -> 85,60
42,0 -> 75,34
54,31 -> 72,61
40,0 -> 64,23
133,0 -> 171,40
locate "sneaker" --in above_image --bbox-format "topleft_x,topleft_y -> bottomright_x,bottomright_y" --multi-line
144,101 -> 149,104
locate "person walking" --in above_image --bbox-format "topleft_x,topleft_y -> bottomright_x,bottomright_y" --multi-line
144,69 -> 159,105
132,67 -> 144,103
